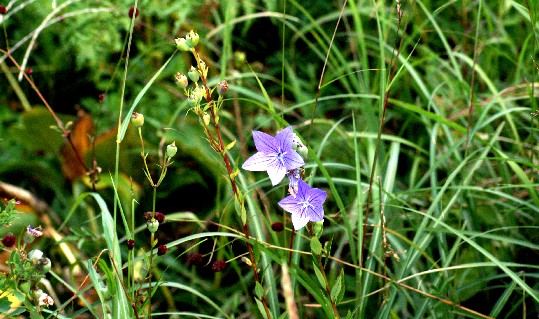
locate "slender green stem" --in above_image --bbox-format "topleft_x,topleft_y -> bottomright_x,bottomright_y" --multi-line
309,226 -> 338,318
191,48 -> 273,319
147,186 -> 157,319
0,61 -> 31,111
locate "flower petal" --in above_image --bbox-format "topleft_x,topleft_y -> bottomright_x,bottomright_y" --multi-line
307,188 -> 327,207
278,195 -> 302,215
306,204 -> 324,222
275,126 -> 294,151
252,131 -> 278,153
295,179 -> 311,199
291,212 -> 310,230
242,152 -> 277,171
267,160 -> 287,185
283,150 -> 305,170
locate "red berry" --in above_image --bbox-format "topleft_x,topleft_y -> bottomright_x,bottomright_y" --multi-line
128,6 -> 139,18
154,212 -> 165,223
98,93 -> 105,102
2,234 -> 16,247
0,6 -> 7,14
271,222 -> 284,232
127,239 -> 135,250
25,68 -> 33,75
157,245 -> 168,256
188,253 -> 203,266
211,260 -> 226,272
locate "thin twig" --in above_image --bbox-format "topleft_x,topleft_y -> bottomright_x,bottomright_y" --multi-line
0,49 -> 90,177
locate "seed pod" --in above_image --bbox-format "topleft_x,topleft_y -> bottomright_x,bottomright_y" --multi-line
166,142 -> 177,158
131,112 -> 144,127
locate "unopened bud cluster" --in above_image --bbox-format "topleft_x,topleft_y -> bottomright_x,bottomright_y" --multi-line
175,30 -> 200,52
173,30 -> 230,130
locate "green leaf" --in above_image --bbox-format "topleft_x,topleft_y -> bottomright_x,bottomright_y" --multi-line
8,107 -> 72,155
312,262 -> 326,288
225,139 -> 236,151
235,199 -> 247,225
313,221 -> 323,238
310,236 -> 322,255
0,296 -> 12,313
229,169 -> 240,180
331,269 -> 345,304
490,278 -> 517,317
278,313 -> 288,319
28,305 -> 43,319
254,281 -> 264,299
255,298 -> 269,319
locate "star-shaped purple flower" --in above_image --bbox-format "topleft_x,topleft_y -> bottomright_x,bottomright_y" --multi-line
278,179 -> 327,230
242,127 -> 305,185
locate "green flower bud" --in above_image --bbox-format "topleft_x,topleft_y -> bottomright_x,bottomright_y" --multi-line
297,144 -> 308,158
32,288 -> 43,301
185,30 -> 200,48
28,249 -> 43,262
174,72 -> 188,88
188,66 -> 199,83
175,37 -> 190,51
131,112 -> 144,127
166,141 -> 177,158
193,86 -> 205,101
187,95 -> 199,107
234,51 -> 246,68
217,80 -> 229,95
292,133 -> 308,158
203,112 -> 211,126
147,219 -> 159,233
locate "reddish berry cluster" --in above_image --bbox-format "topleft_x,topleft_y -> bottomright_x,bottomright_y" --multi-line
2,234 -> 16,247
211,260 -> 226,272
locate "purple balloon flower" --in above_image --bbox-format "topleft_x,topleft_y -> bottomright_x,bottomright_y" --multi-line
242,127 -> 305,185
278,179 -> 327,230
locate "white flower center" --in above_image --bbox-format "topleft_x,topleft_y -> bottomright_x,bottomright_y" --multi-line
276,149 -> 287,164
298,197 -> 313,216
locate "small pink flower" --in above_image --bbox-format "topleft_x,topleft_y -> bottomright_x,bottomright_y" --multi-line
38,293 -> 54,307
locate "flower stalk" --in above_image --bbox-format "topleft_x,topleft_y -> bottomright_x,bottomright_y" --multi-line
178,36 -> 272,318
132,111 -> 175,318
